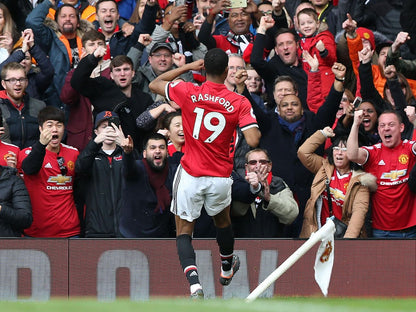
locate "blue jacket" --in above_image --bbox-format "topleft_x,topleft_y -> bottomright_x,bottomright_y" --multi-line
26,0 -> 93,108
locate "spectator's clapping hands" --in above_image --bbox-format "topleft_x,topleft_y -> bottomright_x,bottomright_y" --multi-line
303,50 -> 319,72
21,29 -> 35,53
315,40 -> 325,52
245,171 -> 260,191
358,46 -> 373,64
392,32 -> 410,53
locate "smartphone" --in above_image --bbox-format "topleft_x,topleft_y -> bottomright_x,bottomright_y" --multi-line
175,0 -> 186,6
353,96 -> 362,109
228,0 -> 247,8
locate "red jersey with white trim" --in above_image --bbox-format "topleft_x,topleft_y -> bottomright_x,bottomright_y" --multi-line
166,80 -> 258,177
362,140 -> 416,230
321,171 -> 352,225
20,144 -> 80,237
0,140 -> 19,167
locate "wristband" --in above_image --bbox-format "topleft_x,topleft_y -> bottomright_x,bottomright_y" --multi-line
335,76 -> 345,82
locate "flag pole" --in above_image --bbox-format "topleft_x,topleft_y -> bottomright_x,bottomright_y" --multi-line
245,218 -> 335,302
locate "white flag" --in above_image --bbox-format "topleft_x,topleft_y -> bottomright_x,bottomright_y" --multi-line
314,220 -> 335,297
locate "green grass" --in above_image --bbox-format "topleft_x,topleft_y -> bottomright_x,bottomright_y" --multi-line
0,297 -> 415,312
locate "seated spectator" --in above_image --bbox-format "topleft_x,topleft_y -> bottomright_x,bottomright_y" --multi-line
93,0 -> 157,59
127,40 -> 195,101
26,0 -> 95,108
298,127 -> 376,239
146,3 -> 207,65
20,106 -> 80,237
231,148 -> 298,238
0,28 -> 54,101
297,8 -> 336,99
198,0 -> 256,63
71,50 -> 154,153
0,62 -> 46,149
60,30 -> 111,152
119,132 -> 180,238
347,109 -> 416,238
75,111 -> 124,237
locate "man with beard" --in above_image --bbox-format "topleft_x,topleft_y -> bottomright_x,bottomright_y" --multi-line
20,106 -> 80,237
26,0 -> 94,108
118,132 -> 181,238
71,48 -> 154,153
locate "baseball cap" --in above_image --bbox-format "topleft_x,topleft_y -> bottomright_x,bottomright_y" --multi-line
149,42 -> 174,55
95,111 -> 120,128
356,27 -> 375,51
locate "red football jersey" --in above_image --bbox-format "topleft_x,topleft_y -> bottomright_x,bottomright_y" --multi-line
166,80 -> 258,177
362,140 -> 416,231
0,140 -> 19,167
20,144 -> 80,237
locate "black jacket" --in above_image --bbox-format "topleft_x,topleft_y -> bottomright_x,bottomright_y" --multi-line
0,166 -> 32,237
75,140 -> 124,238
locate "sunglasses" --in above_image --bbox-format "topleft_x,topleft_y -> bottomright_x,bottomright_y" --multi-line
57,156 -> 68,176
247,159 -> 270,165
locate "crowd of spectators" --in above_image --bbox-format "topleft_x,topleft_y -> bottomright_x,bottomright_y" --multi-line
0,0 -> 415,239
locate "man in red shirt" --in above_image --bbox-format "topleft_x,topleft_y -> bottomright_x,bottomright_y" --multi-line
20,107 -> 80,237
347,109 -> 416,238
149,48 -> 260,298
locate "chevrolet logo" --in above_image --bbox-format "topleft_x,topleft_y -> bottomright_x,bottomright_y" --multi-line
380,170 -> 407,181
330,187 -> 345,201
47,175 -> 72,185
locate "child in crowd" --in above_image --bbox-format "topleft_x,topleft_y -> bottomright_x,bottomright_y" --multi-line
297,8 -> 336,101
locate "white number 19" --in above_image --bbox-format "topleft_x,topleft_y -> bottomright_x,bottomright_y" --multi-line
192,107 -> 226,143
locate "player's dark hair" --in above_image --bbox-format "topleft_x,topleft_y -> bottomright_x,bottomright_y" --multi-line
38,107 -> 65,126
143,133 -> 168,150
204,48 -> 228,76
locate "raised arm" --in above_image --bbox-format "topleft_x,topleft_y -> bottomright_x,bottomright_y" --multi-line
347,110 -> 368,165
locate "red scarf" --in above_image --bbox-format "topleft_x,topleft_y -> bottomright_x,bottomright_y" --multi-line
142,158 -> 171,214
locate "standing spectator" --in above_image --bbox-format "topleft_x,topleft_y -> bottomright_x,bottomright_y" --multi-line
93,0 -> 157,58
0,163 -> 32,237
347,109 -> 416,238
71,48 -> 154,153
198,0 -> 256,63
46,0 -> 97,23
119,132 -> 180,238
231,148 -> 298,238
75,111 -> 124,237
297,8 -> 337,99
0,28 -> 54,101
298,127 -> 376,239
149,48 -> 260,298
386,31 -> 416,81
251,62 -> 346,237
0,62 -> 46,149
20,106 -> 80,237
0,3 -> 19,63
310,0 -> 339,36
26,0 -> 94,108
251,23 -> 307,111
60,30 -> 110,152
